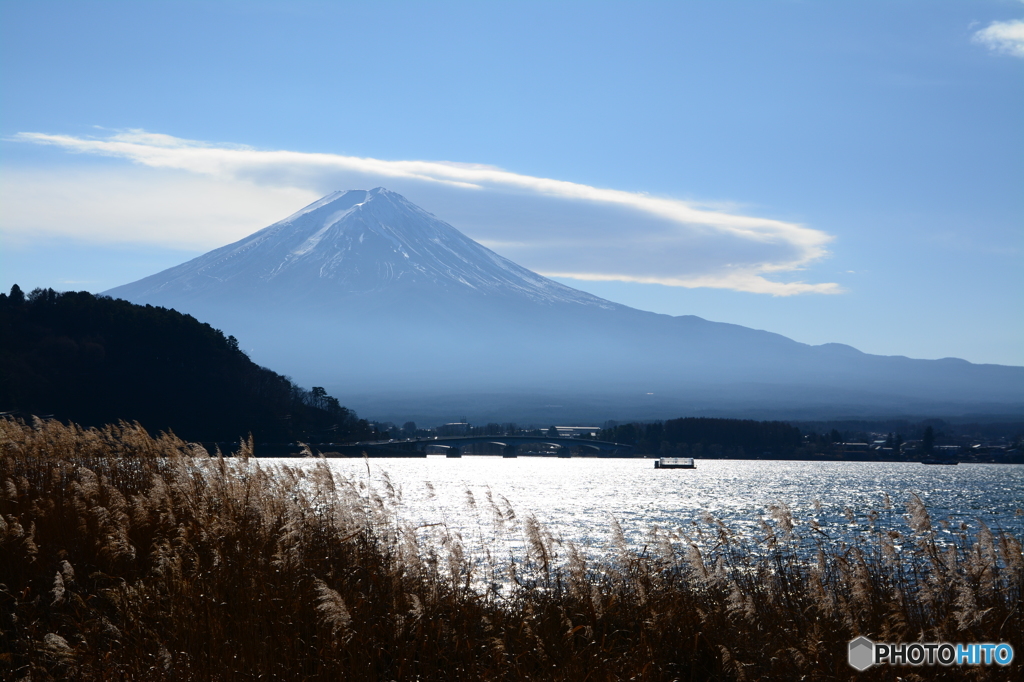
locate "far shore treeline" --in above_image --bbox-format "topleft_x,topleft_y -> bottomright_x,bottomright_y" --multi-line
0,285 -> 377,443
599,419 -> 803,457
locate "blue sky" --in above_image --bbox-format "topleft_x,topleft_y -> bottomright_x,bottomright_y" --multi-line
1,0 -> 1021,365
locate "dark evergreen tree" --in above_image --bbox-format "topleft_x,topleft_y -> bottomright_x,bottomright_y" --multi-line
8,284 -> 24,305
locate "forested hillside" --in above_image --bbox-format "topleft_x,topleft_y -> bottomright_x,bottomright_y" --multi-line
0,285 -> 374,442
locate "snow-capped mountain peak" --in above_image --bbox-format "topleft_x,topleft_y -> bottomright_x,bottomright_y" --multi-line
105,188 -> 616,309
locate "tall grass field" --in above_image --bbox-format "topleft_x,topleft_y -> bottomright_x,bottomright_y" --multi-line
1,418 -> 1020,680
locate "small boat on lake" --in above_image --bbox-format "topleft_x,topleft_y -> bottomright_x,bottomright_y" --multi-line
655,457 -> 695,469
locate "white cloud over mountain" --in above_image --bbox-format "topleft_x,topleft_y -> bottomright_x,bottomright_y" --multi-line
7,130 -> 840,296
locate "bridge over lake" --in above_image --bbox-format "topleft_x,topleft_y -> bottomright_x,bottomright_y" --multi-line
349,434 -> 633,457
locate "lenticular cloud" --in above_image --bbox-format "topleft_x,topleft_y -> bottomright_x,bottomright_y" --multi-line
13,129 -> 839,296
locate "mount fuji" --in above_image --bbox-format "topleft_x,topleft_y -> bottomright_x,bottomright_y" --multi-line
105,188 -> 1024,423
113,188 -> 611,311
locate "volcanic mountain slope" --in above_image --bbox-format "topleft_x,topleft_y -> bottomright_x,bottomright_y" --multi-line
105,189 -> 1024,421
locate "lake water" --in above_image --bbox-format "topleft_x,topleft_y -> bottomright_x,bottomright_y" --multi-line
269,457 -> 1024,559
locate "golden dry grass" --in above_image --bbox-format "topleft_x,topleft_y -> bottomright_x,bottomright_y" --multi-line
1,417 -> 1020,681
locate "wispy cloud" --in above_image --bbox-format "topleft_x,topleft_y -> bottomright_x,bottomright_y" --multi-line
973,19 -> 1024,58
8,129 -> 840,296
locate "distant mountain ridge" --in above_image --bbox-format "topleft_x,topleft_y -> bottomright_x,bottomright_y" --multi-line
104,189 -> 1024,423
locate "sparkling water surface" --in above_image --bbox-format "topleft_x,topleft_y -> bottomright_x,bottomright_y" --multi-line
270,457 -> 1023,554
